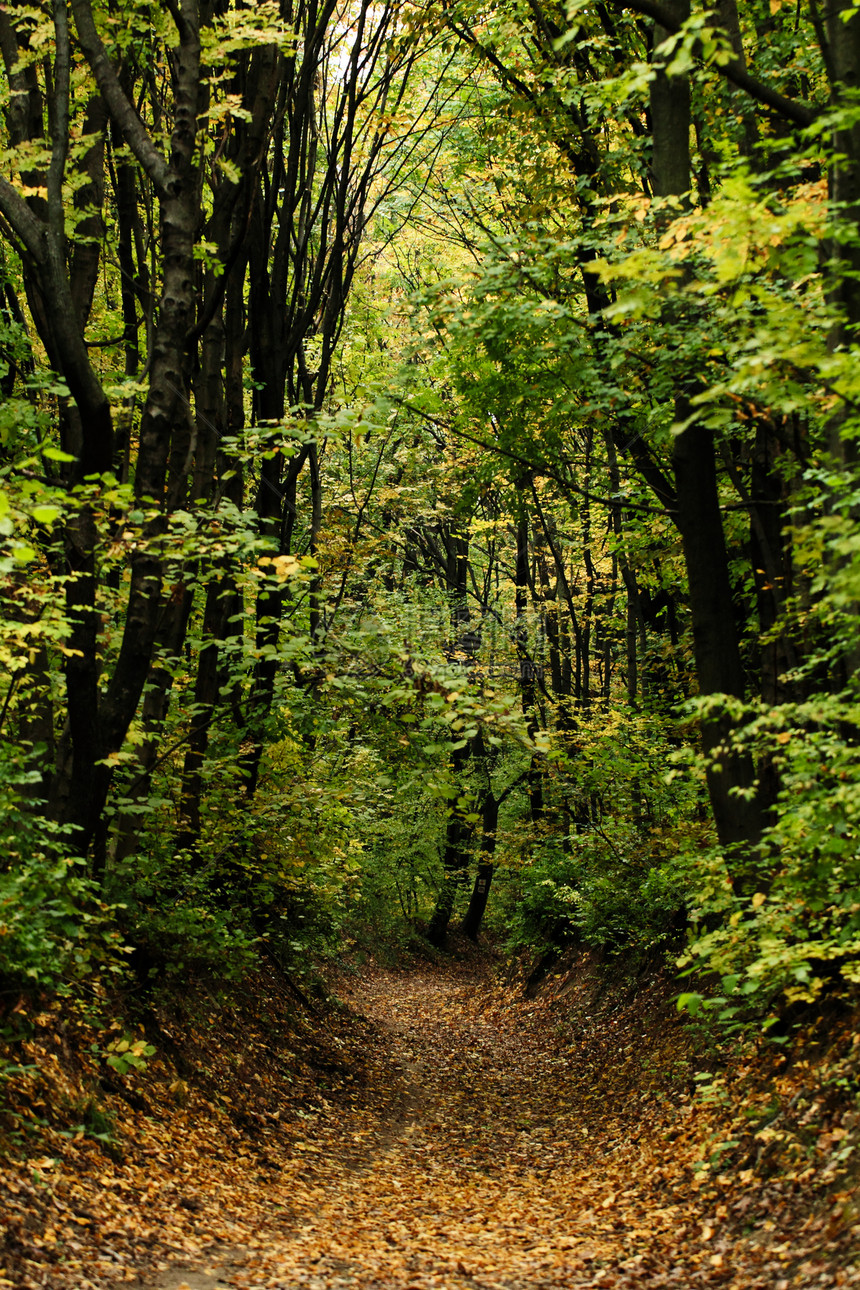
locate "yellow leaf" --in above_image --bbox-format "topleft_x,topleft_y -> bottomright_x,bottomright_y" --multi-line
272,554 -> 302,580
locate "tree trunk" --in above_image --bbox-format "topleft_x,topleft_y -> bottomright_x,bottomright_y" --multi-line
650,0 -> 766,853
461,793 -> 499,942
672,404 -> 765,849
427,743 -> 474,947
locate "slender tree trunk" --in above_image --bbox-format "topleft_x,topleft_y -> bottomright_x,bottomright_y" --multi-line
427,745 -> 474,947
824,0 -> 860,467
62,0 -> 204,860
514,492 -> 544,820
672,400 -> 765,848
650,0 -> 766,852
461,793 -> 499,942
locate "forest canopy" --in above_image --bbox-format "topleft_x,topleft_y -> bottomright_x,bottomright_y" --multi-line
0,0 -> 858,1025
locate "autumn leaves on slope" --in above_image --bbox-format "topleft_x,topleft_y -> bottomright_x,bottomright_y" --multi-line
1,956 -> 860,1290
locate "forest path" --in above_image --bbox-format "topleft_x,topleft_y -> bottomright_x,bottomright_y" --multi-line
132,955 -> 814,1290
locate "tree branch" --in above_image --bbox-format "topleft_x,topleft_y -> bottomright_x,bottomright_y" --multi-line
616,0 -> 816,126
70,0 -> 169,193
396,396 -> 676,517
0,178 -> 46,263
48,0 -> 70,243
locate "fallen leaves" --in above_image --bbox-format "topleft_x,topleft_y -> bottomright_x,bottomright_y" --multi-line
1,952 -> 859,1289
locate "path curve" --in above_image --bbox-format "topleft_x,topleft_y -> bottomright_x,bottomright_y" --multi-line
131,957 -> 851,1290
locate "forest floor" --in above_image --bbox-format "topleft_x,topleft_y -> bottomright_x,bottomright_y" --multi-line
1,943 -> 860,1289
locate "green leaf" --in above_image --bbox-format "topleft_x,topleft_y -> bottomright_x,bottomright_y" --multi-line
31,504 -> 61,525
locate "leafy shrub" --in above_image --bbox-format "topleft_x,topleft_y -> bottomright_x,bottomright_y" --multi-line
678,686 -> 860,1018
0,748 -> 121,996
499,825 -> 689,960
106,847 -> 261,985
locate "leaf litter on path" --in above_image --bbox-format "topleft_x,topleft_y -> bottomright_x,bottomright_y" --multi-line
2,953 -> 859,1289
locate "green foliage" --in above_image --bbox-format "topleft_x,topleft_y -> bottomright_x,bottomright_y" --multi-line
1,0 -> 859,1049
101,1033 -> 156,1077
105,846 -> 261,986
494,711 -> 708,958
0,749 -> 122,994
674,447 -> 860,1017
500,826 -> 688,959
679,688 -> 860,1011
